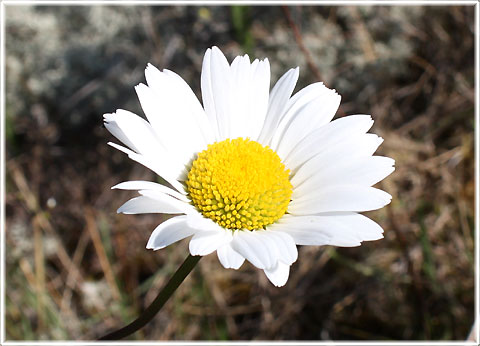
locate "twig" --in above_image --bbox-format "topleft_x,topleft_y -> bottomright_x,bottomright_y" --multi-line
282,6 -> 345,117
281,6 -> 323,82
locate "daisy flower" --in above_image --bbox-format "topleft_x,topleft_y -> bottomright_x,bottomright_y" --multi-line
104,46 -> 394,287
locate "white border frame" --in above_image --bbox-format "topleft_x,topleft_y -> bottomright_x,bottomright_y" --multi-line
0,0 -> 5,345
1,0 -> 479,4
0,0 -> 478,345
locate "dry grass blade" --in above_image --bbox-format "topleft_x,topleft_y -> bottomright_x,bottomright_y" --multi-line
61,228 -> 90,315
199,261 -> 239,338
348,7 -> 377,61
33,216 -> 46,332
8,161 -> 85,288
85,207 -> 121,301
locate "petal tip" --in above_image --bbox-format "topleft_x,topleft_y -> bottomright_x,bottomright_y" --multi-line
134,83 -> 144,91
103,112 -> 115,122
146,243 -> 163,251
264,264 -> 290,287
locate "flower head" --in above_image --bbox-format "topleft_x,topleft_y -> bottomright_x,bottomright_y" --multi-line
104,46 -> 394,287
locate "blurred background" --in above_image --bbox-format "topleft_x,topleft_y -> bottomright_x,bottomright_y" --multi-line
4,4 -> 475,341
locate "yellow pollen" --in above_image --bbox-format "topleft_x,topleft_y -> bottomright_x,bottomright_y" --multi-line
186,138 -> 292,230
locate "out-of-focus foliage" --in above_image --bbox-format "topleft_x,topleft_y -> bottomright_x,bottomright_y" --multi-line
5,5 -> 474,341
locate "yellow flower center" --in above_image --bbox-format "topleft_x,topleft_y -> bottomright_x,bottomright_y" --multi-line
186,138 -> 292,230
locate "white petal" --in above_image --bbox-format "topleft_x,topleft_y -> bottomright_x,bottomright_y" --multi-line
264,261 -> 290,287
117,195 -> 188,214
199,48 -> 218,139
229,56 -> 270,140
201,47 -> 271,141
358,133 -> 385,156
185,212 -> 226,232
104,112 -> 140,152
103,109 -> 164,158
275,226 -> 334,246
217,243 -> 245,269
258,67 -> 299,145
292,156 -> 395,199
189,229 -> 232,256
230,231 -> 271,269
107,142 -> 186,193
270,216 -> 333,246
230,230 -> 297,269
137,190 -> 195,213
147,65 -> 215,145
135,82 -> 205,175
288,185 -> 392,214
291,133 -> 384,188
105,108 -> 186,193
107,141 -> 134,156
257,230 -> 298,265
271,213 -> 384,247
271,83 -> 341,158
226,55 -> 251,139
146,216 -> 196,250
112,181 -> 190,202
201,46 -> 232,140
282,114 -> 374,172
324,212 -> 384,242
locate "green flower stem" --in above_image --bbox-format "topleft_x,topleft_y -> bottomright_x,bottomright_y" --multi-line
99,254 -> 201,340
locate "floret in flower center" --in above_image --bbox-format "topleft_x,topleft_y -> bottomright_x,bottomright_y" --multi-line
186,138 -> 292,230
